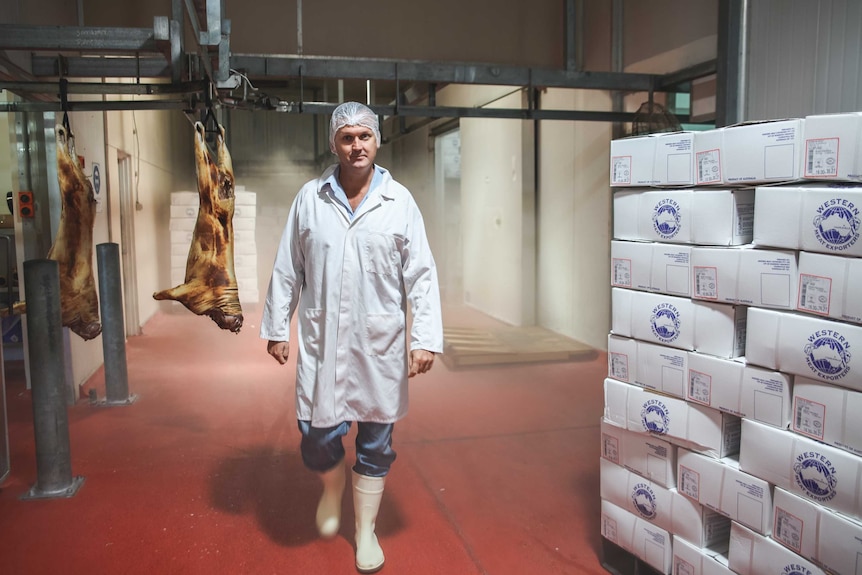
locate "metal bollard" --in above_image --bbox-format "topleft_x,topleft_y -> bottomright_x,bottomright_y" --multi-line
20,259 -> 84,500
96,243 -> 136,406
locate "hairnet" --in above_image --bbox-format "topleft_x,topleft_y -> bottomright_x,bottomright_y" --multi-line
329,102 -> 381,152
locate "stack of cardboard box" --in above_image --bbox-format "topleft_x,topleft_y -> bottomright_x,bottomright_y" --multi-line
601,112 -> 862,575
232,186 -> 259,305
168,190 -> 199,308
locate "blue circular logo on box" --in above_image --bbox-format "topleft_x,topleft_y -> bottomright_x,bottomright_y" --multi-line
631,483 -> 657,519
793,452 -> 837,502
813,199 -> 860,252
804,331 -> 851,381
652,199 -> 682,239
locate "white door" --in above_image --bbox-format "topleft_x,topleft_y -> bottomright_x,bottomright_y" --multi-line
117,153 -> 142,336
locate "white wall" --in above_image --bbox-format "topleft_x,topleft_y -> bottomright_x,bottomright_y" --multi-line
538,89 -> 613,350
746,0 -> 862,119
456,91 -> 533,326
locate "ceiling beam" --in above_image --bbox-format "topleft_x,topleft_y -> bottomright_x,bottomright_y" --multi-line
229,54 -> 662,92
0,96 -> 654,123
0,99 -> 190,113
0,80 -> 205,96
31,56 -> 172,78
0,24 -> 159,53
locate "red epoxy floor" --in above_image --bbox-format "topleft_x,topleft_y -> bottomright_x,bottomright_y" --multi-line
0,306 -> 608,574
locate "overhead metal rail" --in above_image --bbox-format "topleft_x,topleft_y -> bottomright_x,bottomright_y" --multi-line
0,14 -> 714,122
228,54 -> 662,93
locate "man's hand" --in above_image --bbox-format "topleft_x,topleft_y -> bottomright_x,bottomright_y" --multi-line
267,340 -> 290,365
408,349 -> 435,377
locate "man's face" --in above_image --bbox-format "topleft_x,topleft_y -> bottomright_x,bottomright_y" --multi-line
333,125 -> 378,171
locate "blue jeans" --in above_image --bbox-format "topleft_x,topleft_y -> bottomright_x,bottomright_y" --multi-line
298,420 -> 396,478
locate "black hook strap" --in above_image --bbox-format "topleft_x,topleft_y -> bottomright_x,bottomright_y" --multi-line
59,78 -> 70,132
200,105 -> 219,134
200,83 -> 220,134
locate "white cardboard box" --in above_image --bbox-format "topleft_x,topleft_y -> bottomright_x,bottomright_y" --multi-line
613,189 -> 755,246
233,217 -> 256,231
608,334 -> 638,384
610,132 -> 696,187
604,378 -> 741,459
170,191 -> 198,205
608,334 -> 688,398
610,134 -> 656,187
601,499 -> 672,574
233,253 -> 256,268
652,132 -> 696,187
745,307 -> 862,390
612,288 -> 747,359
237,277 -> 258,292
169,217 -> 196,232
170,269 -> 184,287
729,522 -> 826,575
772,487 -> 862,575
611,241 -> 691,297
234,239 -> 257,255
601,418 -> 676,488
739,418 -> 862,522
170,230 -> 193,245
234,229 -> 255,244
170,205 -> 198,218
601,458 -> 731,548
752,183 -> 862,257
686,351 -> 792,429
721,119 -> 805,184
234,263 -> 257,280
796,250 -> 862,325
792,376 -> 862,457
232,204 -> 255,218
235,190 -> 257,205
239,288 -> 259,304
802,112 -> 862,182
694,128 -> 725,186
691,246 -> 798,310
672,537 -> 733,575
677,449 -> 773,535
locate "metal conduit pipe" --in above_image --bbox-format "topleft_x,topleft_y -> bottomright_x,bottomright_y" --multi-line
20,259 -> 84,500
97,243 -> 136,406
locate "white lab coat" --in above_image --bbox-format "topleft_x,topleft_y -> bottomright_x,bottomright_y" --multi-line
260,164 -> 444,427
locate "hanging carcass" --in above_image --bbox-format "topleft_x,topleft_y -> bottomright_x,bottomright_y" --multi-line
47,123 -> 102,341
153,122 -> 243,333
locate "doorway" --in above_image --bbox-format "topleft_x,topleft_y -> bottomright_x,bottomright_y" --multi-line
117,153 -> 142,336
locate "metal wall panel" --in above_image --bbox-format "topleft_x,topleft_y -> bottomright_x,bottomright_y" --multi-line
747,0 -> 862,120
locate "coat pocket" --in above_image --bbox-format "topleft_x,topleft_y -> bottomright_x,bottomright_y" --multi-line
364,313 -> 403,356
363,233 -> 398,275
301,308 -> 324,357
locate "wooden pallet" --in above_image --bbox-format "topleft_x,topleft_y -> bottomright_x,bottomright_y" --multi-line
441,324 -> 596,368
600,538 -> 664,575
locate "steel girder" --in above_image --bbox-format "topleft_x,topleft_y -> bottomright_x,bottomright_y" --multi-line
0,17 -> 715,121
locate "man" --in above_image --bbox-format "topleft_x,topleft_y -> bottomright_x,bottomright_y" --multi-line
260,101 -> 443,573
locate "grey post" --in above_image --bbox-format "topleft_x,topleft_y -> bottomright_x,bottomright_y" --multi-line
97,243 -> 136,406
21,259 -> 84,499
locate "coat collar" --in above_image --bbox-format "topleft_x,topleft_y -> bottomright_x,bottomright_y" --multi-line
316,164 -> 396,202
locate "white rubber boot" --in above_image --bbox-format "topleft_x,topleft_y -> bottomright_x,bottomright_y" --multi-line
352,471 -> 386,573
316,461 -> 346,538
